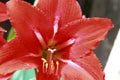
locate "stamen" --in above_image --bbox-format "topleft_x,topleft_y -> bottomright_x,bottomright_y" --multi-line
45,63 -> 48,70
41,58 -> 47,73
41,58 -> 47,63
56,38 -> 75,51
56,61 -> 59,75
33,29 -> 46,48
42,62 -> 45,73
41,57 -> 59,74
51,60 -> 55,72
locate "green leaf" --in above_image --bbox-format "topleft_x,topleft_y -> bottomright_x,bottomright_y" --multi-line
60,78 -> 64,80
24,69 -> 36,80
11,70 -> 25,80
7,27 -> 16,41
11,69 -> 36,80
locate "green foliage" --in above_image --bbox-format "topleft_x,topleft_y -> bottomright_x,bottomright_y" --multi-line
7,27 -> 16,41
11,69 -> 36,80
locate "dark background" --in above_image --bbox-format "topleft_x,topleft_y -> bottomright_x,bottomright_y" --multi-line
0,0 -> 119,68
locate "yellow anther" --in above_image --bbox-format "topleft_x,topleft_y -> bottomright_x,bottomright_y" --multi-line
41,58 -> 47,63
56,61 -> 59,75
56,61 -> 59,65
45,63 -> 48,69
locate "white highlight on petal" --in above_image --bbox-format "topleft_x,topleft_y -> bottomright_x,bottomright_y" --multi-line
33,29 -> 46,48
61,59 -> 81,69
28,53 -> 40,57
60,59 -> 94,80
0,28 -> 7,32
53,16 -> 59,35
82,15 -> 86,18
56,38 -> 75,50
26,63 -> 30,67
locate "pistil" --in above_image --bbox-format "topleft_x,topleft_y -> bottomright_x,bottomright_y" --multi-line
48,48 -> 56,74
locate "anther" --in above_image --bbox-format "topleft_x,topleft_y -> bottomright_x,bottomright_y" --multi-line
56,61 -> 59,75
41,58 -> 47,63
45,63 -> 48,70
41,58 -> 47,73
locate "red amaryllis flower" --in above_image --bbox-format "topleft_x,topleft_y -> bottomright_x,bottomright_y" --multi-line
0,0 -> 113,80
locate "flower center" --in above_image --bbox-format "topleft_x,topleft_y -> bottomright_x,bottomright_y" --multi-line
33,28 -> 75,74
41,48 -> 59,75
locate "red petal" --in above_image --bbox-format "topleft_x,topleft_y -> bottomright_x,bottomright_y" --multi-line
70,18 -> 113,58
35,0 -> 82,30
0,38 -> 37,63
0,54 -> 41,76
6,0 -> 53,45
0,27 -> 6,32
55,18 -> 113,58
36,71 -> 59,80
35,0 -> 58,23
59,52 -> 104,80
0,27 -> 6,47
0,38 -> 41,76
0,2 -> 8,22
0,73 -> 13,80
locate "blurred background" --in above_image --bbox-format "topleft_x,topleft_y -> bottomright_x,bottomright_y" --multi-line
0,0 -> 119,68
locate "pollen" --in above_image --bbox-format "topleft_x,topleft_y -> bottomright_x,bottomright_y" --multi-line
56,61 -> 59,65
41,58 -> 47,63
55,61 -> 59,75
41,57 -> 60,75
45,63 -> 48,69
